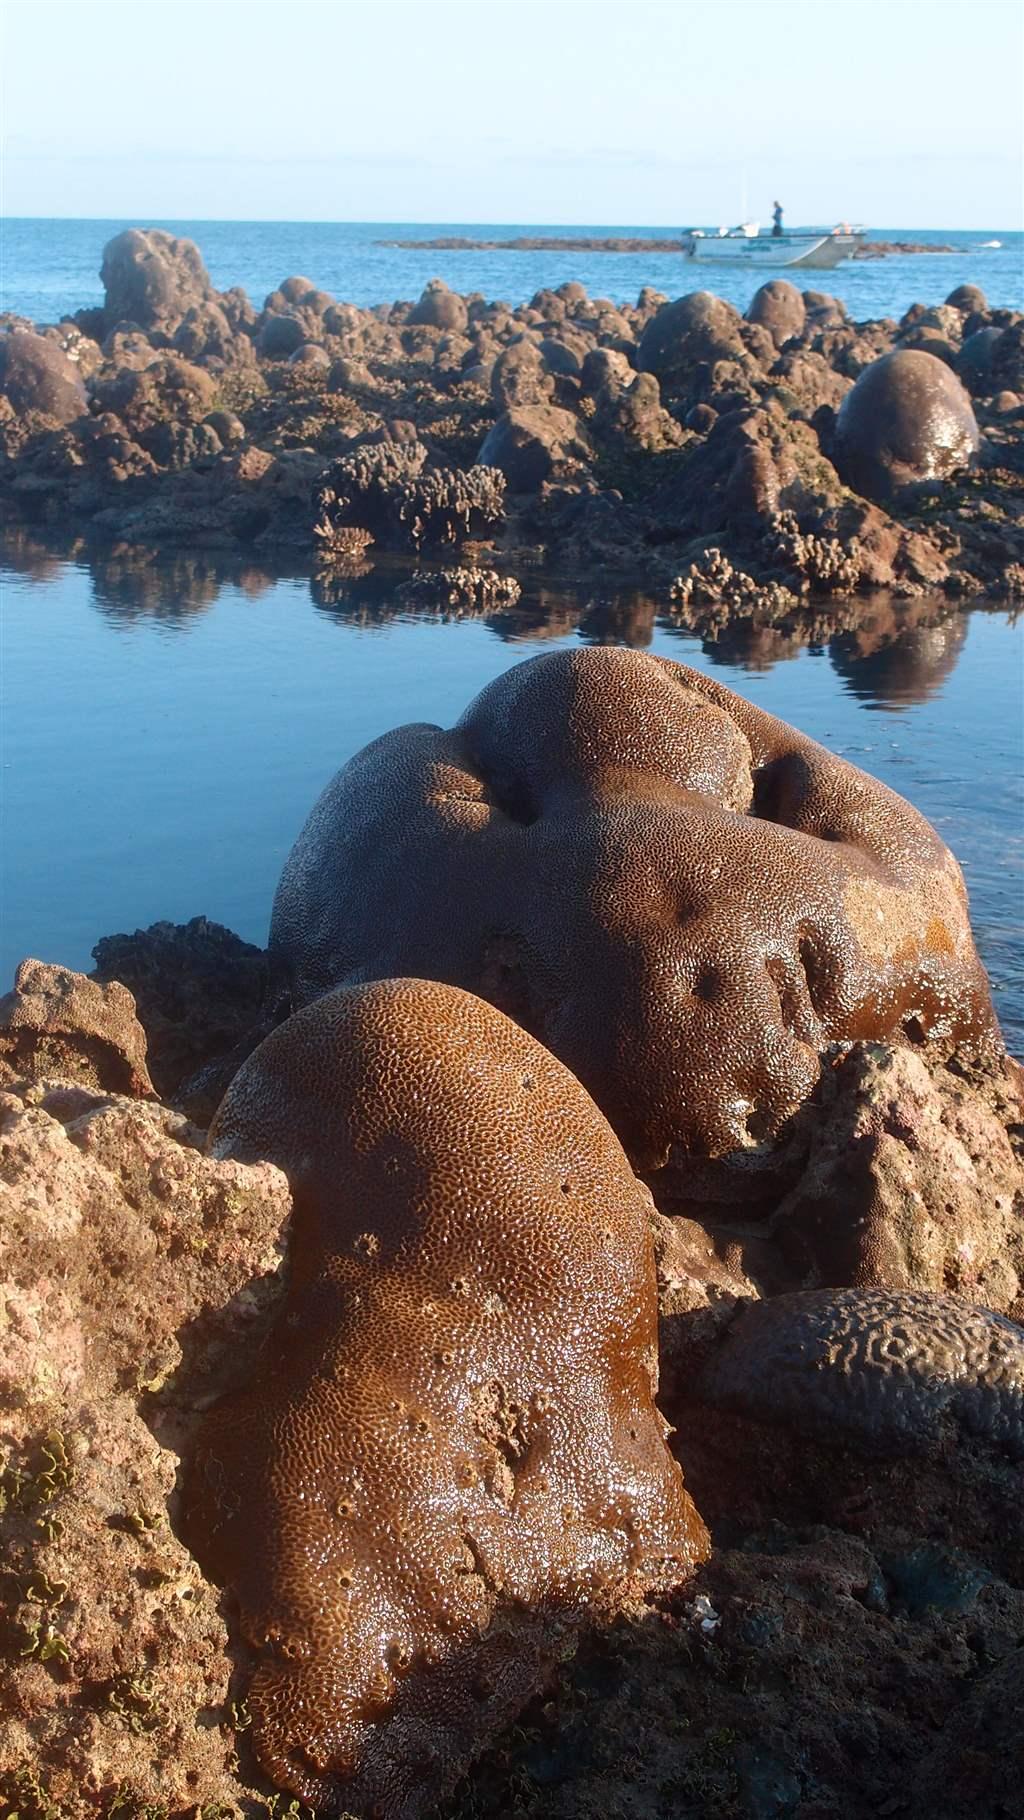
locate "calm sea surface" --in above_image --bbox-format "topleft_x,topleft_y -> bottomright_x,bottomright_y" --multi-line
3,218 -> 1022,324
2,540 -> 1022,1052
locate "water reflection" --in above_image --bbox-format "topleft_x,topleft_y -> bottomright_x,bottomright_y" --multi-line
1,526 -> 1016,714
829,612 -> 970,709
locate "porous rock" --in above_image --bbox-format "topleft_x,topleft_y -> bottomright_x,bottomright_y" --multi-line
0,1077 -> 291,1814
0,958 -> 153,1097
661,406 -> 844,546
185,977 -> 707,1815
90,354 -> 218,440
269,647 -> 1001,1205
490,337 -> 555,409
834,349 -> 980,501
637,290 -> 746,384
91,916 -> 269,1113
773,1042 -> 1023,1312
0,329 -> 88,423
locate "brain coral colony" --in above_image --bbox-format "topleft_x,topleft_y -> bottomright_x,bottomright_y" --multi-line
269,646 -> 1001,1204
185,978 -> 707,1814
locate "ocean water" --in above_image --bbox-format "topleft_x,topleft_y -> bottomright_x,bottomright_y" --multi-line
2,538 -> 1022,1053
2,218 -> 1022,325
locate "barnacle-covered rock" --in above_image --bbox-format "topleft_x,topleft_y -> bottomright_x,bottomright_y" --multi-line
269,648 -> 1001,1204
185,978 -> 707,1816
313,439 -> 506,549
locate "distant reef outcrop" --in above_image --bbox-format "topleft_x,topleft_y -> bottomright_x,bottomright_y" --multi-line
0,225 -> 1021,598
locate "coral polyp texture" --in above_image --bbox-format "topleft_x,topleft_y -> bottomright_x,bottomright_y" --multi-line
184,977 -> 706,1816
269,647 -> 1000,1202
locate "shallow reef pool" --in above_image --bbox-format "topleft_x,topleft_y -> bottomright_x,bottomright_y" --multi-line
3,536 -> 1022,1053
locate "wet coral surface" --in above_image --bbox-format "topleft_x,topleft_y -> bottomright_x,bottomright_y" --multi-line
0,944 -> 1020,1818
269,646 -> 1001,1201
185,978 -> 705,1815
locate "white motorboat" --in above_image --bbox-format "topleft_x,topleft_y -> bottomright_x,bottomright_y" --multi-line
681,223 -> 865,269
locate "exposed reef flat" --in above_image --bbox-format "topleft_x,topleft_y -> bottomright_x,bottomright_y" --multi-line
1,227 -> 1021,599
376,235 -> 956,257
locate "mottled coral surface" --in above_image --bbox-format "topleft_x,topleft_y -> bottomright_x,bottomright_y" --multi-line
185,978 -> 706,1816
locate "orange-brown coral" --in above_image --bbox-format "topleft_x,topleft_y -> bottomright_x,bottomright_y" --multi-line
184,977 -> 706,1816
269,647 -> 1000,1202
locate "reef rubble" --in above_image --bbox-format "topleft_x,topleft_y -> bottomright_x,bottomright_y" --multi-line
1,226 -> 1022,600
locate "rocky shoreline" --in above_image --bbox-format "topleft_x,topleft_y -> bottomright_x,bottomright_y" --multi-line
1,226 -> 1021,601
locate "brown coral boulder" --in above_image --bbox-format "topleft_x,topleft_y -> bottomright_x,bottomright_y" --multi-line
268,649 -> 1000,1205
834,348 -> 980,501
91,353 -> 218,437
636,290 -> 745,384
0,329 -> 88,423
407,278 -> 469,333
185,978 -> 706,1816
477,403 -> 592,490
746,278 -> 806,348
0,959 -> 153,1097
99,226 -> 218,336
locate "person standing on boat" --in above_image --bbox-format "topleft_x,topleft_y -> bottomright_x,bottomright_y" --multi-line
772,200 -> 784,237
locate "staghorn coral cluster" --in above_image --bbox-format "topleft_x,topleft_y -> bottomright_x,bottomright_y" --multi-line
184,977 -> 707,1816
313,438 -> 506,550
670,547 -> 800,612
269,647 -> 1001,1202
397,565 -> 523,610
766,508 -> 863,595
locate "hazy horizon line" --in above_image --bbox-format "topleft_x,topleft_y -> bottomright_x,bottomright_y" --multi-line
4,214 -> 1019,234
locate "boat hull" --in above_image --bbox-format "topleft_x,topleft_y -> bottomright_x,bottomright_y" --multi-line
682,233 -> 862,269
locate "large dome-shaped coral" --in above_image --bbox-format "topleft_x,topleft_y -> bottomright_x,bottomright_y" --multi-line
185,978 -> 705,1816
269,649 -> 1000,1203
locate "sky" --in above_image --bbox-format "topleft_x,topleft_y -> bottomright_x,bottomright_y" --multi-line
2,0 -> 1022,229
